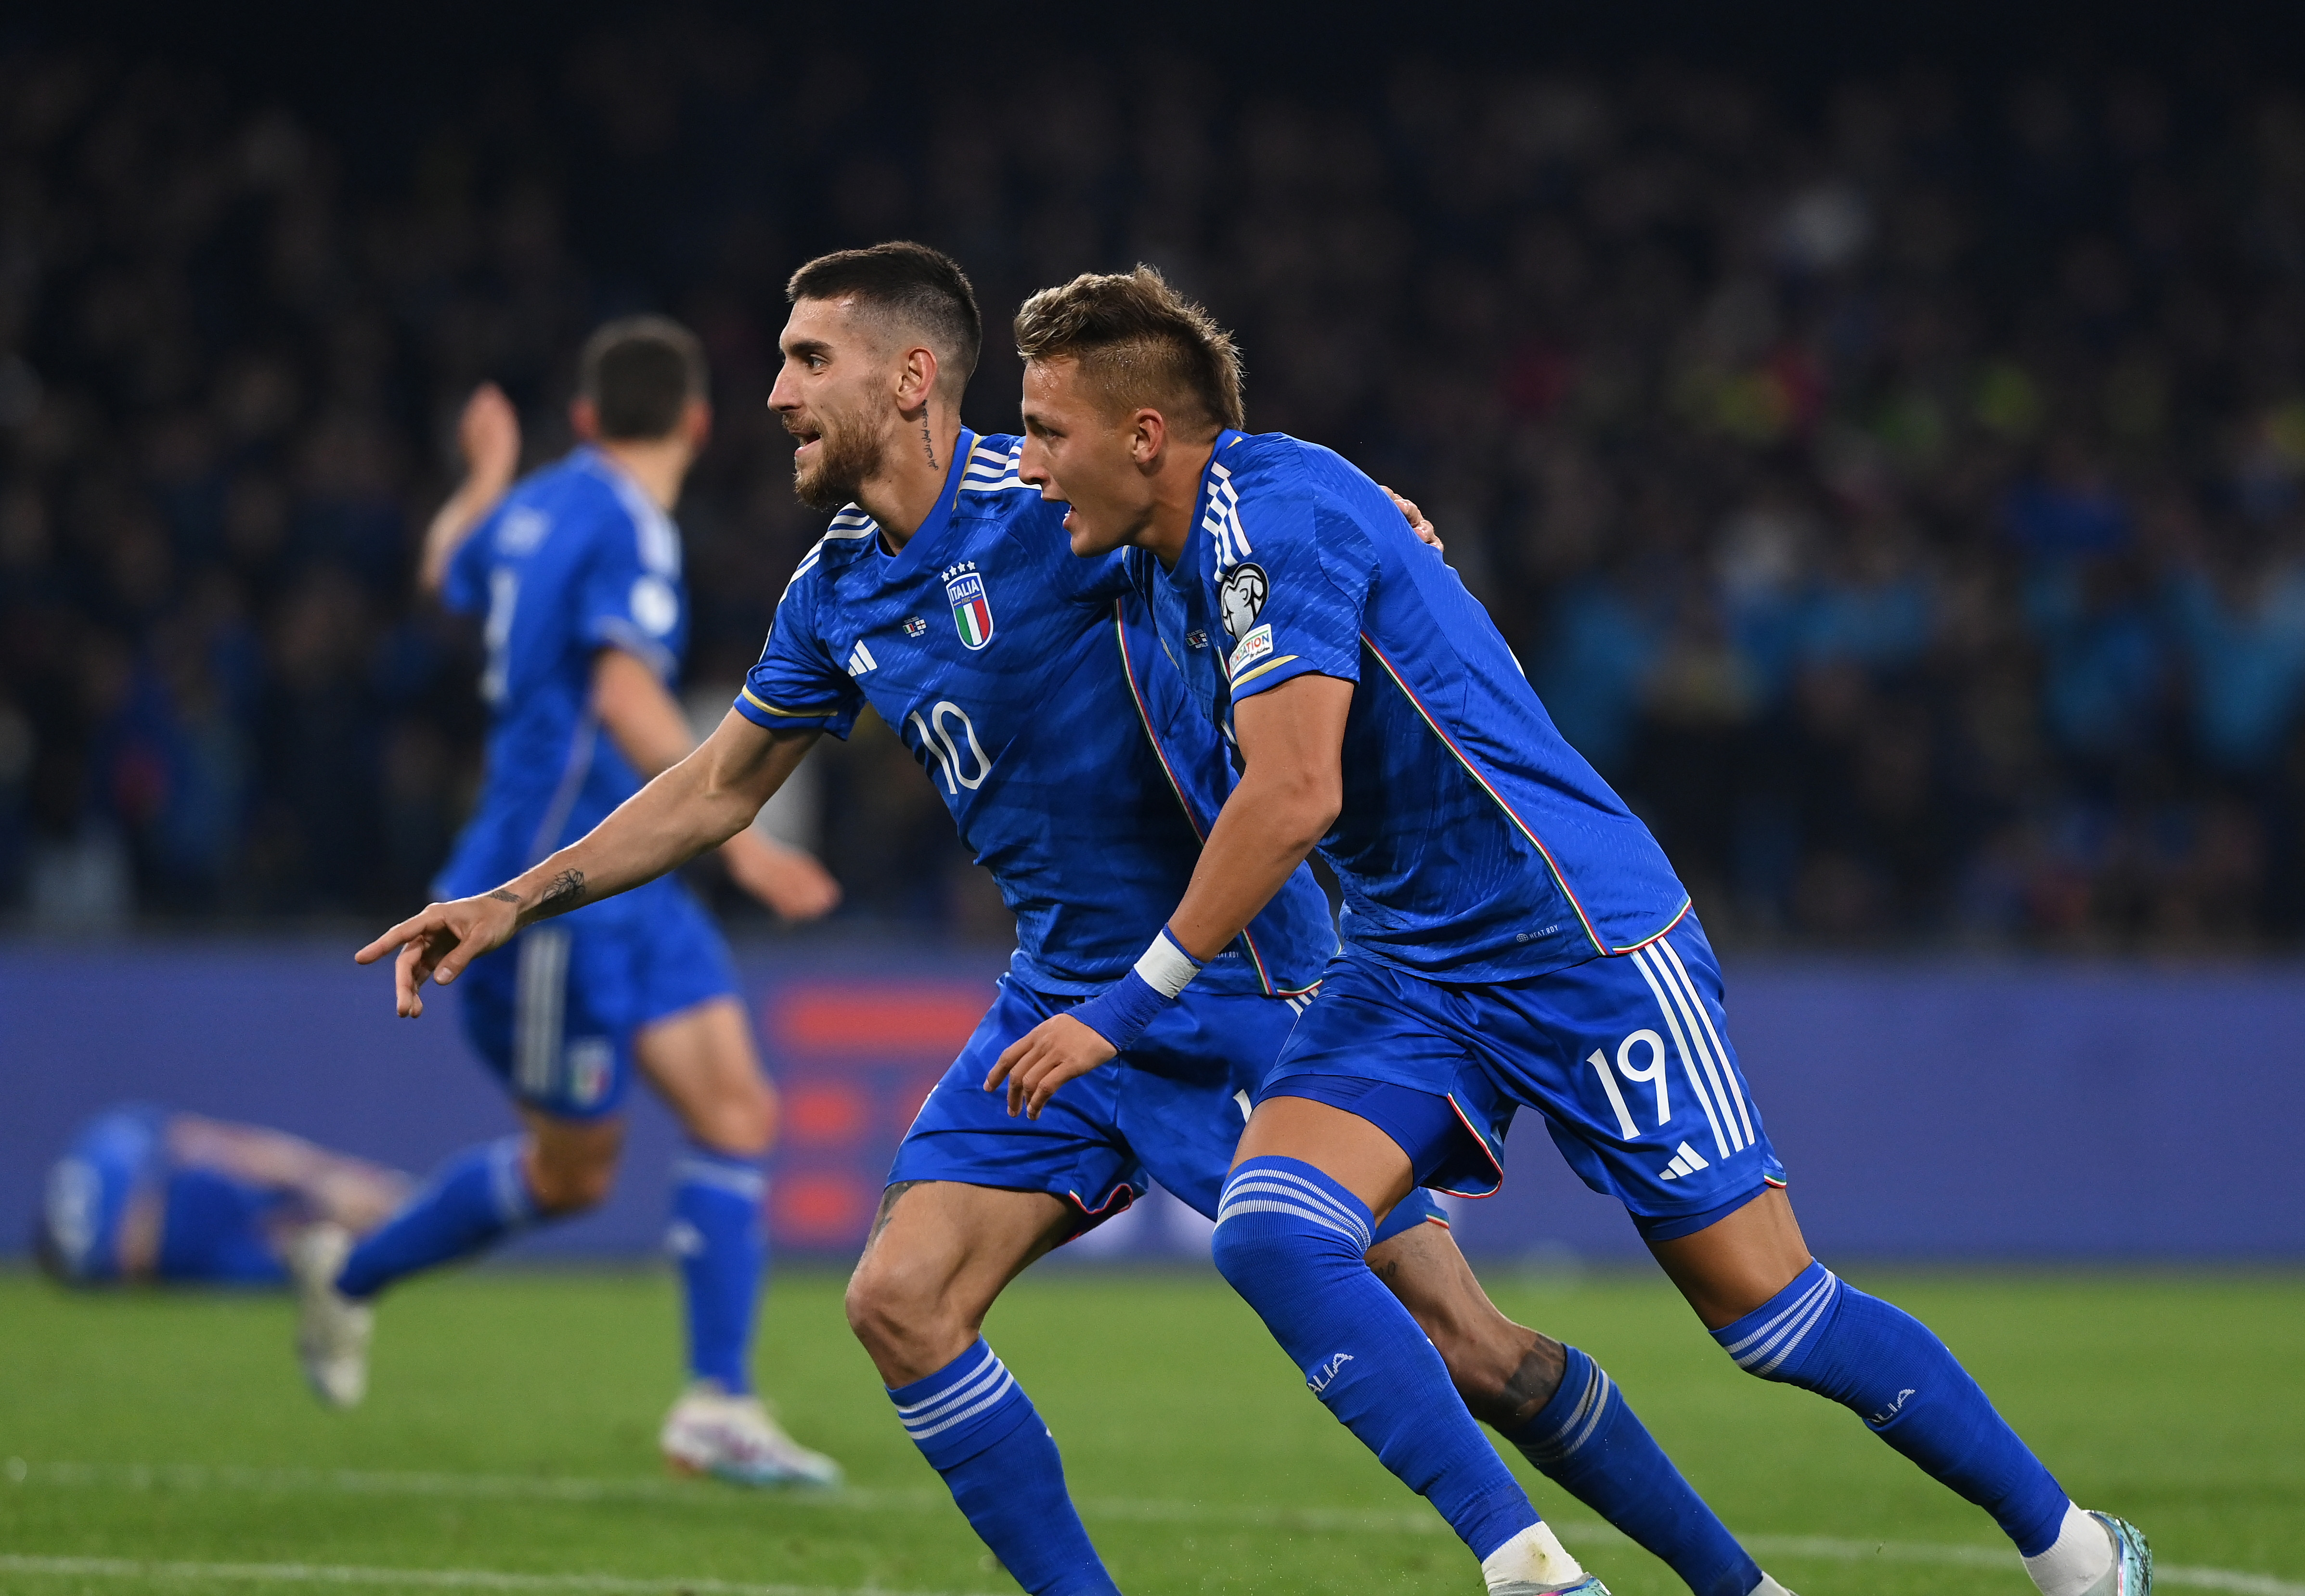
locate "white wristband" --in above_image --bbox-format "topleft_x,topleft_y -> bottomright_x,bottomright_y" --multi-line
1131,927 -> 1204,999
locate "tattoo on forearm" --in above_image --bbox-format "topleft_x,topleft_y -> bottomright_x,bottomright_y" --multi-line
922,421 -> 937,470
487,889 -> 520,905
532,869 -> 586,916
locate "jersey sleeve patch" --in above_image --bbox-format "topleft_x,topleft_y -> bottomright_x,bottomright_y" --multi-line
1228,621 -> 1275,677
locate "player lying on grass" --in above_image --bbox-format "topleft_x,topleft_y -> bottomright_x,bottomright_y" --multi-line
313,319 -> 846,1487
33,1105 -> 409,1289
359,242 -> 1795,1596
990,265 -> 2154,1596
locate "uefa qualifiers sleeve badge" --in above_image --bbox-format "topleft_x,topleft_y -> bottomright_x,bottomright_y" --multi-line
1219,561 -> 1268,642
942,561 -> 995,650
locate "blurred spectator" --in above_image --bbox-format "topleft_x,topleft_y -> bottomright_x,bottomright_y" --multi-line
7,31 -> 2305,951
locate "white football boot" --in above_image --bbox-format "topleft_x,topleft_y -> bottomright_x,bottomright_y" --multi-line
1481,1522 -> 1609,1595
2077,1514 -> 2153,1596
287,1223 -> 372,1409
660,1382 -> 843,1488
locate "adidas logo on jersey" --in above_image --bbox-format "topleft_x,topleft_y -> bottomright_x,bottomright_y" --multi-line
847,640 -> 878,677
1658,1140 -> 1711,1180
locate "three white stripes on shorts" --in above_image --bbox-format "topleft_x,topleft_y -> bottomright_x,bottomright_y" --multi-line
1627,939 -> 1754,1162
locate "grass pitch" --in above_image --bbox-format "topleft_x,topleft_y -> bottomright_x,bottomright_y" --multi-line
0,1264 -> 2298,1596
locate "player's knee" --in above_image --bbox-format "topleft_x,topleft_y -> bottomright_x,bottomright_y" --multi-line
843,1255 -> 953,1366
693,1076 -> 778,1158
525,1146 -> 617,1214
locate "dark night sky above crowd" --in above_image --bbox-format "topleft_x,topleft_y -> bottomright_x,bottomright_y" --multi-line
10,4 -> 2305,951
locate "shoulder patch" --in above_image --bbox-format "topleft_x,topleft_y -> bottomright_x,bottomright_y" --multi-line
1228,622 -> 1274,677
1219,561 -> 1269,642
497,504 -> 551,556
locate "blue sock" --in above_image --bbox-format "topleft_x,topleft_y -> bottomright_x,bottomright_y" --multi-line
888,1339 -> 1119,1596
1212,1157 -> 1539,1561
1511,1346 -> 1760,1596
669,1143 -> 766,1394
154,1169 -> 290,1286
1713,1261 -> 2070,1556
335,1136 -> 539,1301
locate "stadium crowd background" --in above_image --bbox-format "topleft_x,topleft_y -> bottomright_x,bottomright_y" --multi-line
7,15 -> 2305,952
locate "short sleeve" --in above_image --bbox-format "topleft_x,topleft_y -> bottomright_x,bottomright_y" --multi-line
735,563 -> 863,739
576,502 -> 684,681
1216,489 -> 1371,704
440,506 -> 502,617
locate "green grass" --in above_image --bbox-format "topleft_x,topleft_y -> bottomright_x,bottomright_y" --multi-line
0,1265 -> 2299,1595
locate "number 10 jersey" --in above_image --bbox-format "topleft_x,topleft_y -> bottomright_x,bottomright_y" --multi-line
736,430 -> 1335,1000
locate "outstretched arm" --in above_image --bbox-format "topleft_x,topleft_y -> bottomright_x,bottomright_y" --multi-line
418,384 -> 520,598
988,672 -> 1353,1115
592,649 -> 842,920
355,711 -> 820,1016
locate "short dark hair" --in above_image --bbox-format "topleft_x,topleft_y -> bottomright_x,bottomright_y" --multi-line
579,315 -> 708,440
1012,266 -> 1244,434
786,241 -> 982,399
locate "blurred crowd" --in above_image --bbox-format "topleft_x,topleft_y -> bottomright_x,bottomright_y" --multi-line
6,26 -> 2305,951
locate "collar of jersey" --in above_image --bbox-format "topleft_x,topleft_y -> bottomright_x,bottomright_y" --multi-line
876,427 -> 976,579
1169,427 -> 1249,581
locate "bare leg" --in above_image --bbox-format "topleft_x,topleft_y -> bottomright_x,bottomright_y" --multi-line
845,1180 -> 1121,1593
1645,1185 -> 1813,1328
166,1115 -> 414,1236
517,1108 -> 624,1214
633,995 -> 779,1157
844,1180 -> 1077,1384
1367,1220 -> 1564,1429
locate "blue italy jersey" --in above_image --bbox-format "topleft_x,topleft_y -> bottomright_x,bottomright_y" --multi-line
1139,429 -> 1689,982
436,447 -> 688,900
736,431 -> 1334,998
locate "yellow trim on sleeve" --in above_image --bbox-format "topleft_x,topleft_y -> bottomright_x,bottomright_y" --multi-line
739,685 -> 836,719
1228,654 -> 1301,690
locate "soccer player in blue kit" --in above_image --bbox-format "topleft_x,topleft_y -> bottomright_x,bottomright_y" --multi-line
323,319 -> 846,1487
35,1106 -> 410,1289
993,267 -> 2155,1596
361,245 -> 1799,1596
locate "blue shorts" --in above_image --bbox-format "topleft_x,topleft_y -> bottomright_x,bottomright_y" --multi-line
1260,912 -> 1786,1239
455,875 -> 739,1121
40,1105 -> 168,1283
892,974 -> 1448,1243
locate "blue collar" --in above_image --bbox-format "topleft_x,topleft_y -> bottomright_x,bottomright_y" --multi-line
881,428 -> 976,579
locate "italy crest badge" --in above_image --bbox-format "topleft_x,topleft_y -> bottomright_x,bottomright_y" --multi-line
944,562 -> 994,650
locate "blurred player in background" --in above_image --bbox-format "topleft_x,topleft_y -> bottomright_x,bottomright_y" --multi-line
995,267 -> 2153,1596
35,1105 -> 409,1289
302,319 -> 845,1488
359,244 -> 1803,1596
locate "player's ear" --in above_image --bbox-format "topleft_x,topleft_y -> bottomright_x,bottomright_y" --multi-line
1129,407 -> 1166,468
683,397 -> 712,451
896,344 -> 939,415
570,398 -> 600,442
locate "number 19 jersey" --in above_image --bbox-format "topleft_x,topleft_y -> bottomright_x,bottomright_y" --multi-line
736,430 -> 1334,999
